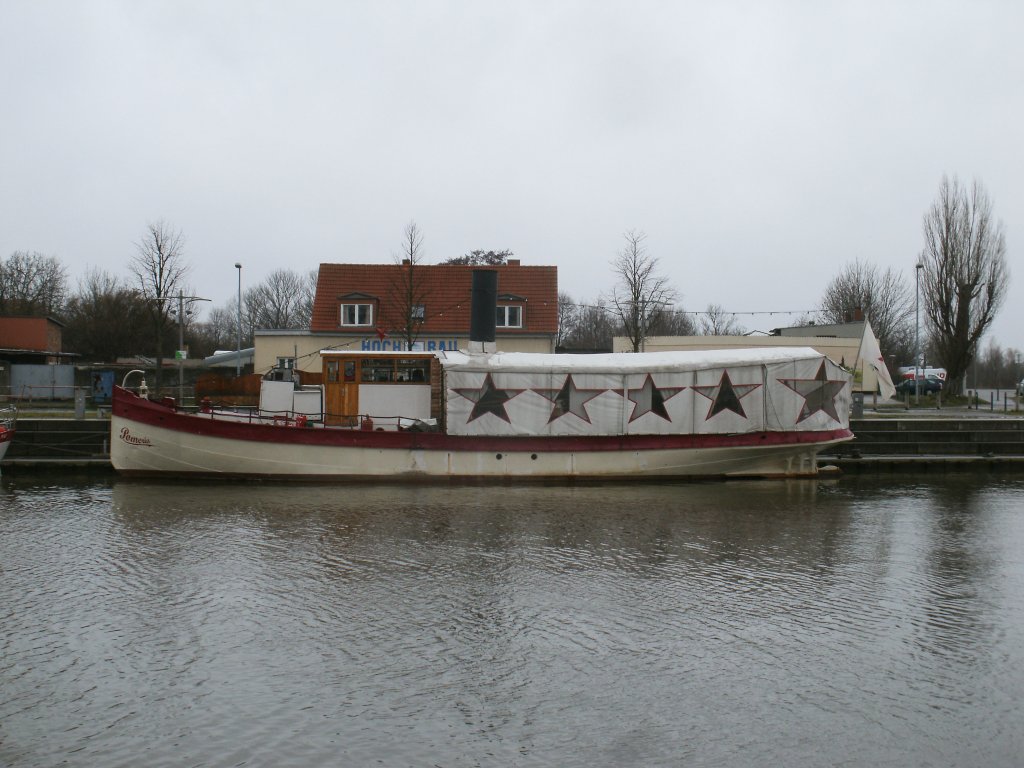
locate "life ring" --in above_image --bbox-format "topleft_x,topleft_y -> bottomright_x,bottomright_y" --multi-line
294,414 -> 308,428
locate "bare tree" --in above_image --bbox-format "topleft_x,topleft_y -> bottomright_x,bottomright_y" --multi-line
560,299 -> 619,351
298,268 -> 317,328
649,307 -> 697,336
972,338 -> 1024,389
0,250 -> 68,316
609,230 -> 677,352
129,221 -> 190,389
819,258 -> 913,365
442,249 -> 513,266
381,221 -> 430,350
62,269 -> 150,362
195,304 -> 241,353
246,270 -> 309,329
556,291 -> 578,349
699,304 -> 745,336
920,176 -> 1009,394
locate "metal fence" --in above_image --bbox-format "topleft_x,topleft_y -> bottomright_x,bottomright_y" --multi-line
8,364 -> 76,400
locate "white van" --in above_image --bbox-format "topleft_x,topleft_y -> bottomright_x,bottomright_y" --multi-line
897,366 -> 947,381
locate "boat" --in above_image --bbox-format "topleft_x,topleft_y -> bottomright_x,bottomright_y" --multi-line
0,405 -> 15,462
111,270 -> 852,481
110,343 -> 853,481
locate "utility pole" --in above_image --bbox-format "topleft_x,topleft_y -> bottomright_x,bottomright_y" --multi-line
159,291 -> 211,404
915,263 -> 923,404
235,263 -> 242,376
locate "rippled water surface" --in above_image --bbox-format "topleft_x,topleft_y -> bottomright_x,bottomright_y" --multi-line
2,474 -> 1023,767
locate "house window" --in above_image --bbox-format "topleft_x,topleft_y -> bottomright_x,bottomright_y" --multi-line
340,303 -> 373,326
496,305 -> 522,328
411,304 -> 426,321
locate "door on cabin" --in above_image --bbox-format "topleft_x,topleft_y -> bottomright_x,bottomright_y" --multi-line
323,359 -> 359,426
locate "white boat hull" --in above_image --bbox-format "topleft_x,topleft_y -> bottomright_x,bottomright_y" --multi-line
0,408 -> 14,463
111,409 -> 850,481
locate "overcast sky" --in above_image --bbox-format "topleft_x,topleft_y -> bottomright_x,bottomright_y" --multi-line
2,1 -> 1021,352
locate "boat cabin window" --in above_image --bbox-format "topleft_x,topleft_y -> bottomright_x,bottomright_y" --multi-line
358,357 -> 430,384
362,360 -> 393,382
396,358 -> 429,382
340,303 -> 373,326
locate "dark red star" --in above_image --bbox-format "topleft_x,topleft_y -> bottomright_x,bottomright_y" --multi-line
779,361 -> 846,423
452,374 -> 524,423
692,370 -> 761,421
627,374 -> 685,423
532,375 -> 607,423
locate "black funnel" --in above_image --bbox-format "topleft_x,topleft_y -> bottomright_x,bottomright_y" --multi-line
469,270 -> 497,343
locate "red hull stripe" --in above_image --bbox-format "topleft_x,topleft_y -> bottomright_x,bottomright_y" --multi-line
113,387 -> 852,453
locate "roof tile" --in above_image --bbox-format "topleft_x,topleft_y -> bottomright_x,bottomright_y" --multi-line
311,263 -> 558,335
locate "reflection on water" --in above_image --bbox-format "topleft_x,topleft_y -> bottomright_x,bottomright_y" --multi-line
2,475 -> 1023,767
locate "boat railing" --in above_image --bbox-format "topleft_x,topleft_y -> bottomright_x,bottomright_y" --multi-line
167,392 -> 437,432
191,401 -> 433,432
343,414 -> 420,431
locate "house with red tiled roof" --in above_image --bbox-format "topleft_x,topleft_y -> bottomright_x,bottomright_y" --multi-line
254,260 -> 558,374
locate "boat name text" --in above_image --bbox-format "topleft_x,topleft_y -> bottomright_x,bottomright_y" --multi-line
119,428 -> 152,447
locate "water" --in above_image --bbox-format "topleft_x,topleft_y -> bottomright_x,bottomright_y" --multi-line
2,474 -> 1023,767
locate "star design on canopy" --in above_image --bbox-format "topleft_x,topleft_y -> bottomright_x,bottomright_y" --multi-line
779,360 -> 846,423
532,375 -> 607,423
627,374 -> 685,423
453,374 -> 525,423
692,370 -> 761,421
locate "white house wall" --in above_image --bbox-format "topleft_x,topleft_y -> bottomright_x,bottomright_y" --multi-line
254,333 -> 553,375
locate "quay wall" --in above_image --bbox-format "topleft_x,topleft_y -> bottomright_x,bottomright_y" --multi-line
2,417 -> 1024,474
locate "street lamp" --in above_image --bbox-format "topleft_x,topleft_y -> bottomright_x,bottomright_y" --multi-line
915,262 -> 923,404
235,263 -> 242,376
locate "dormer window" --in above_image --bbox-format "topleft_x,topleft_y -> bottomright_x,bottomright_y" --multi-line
340,303 -> 373,326
338,292 -> 376,327
496,293 -> 525,328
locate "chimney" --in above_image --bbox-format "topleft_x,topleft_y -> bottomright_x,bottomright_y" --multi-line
507,259 -> 520,266
468,270 -> 497,355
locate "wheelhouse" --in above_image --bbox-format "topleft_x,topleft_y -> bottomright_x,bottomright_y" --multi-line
320,351 -> 442,428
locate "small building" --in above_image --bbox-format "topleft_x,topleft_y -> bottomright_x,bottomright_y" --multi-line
254,260 -> 558,374
0,316 -> 77,399
0,316 -> 66,362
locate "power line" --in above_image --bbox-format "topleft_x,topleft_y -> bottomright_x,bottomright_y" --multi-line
564,301 -> 827,318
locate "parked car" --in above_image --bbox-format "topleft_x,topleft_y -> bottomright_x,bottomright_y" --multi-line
896,375 -> 944,395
